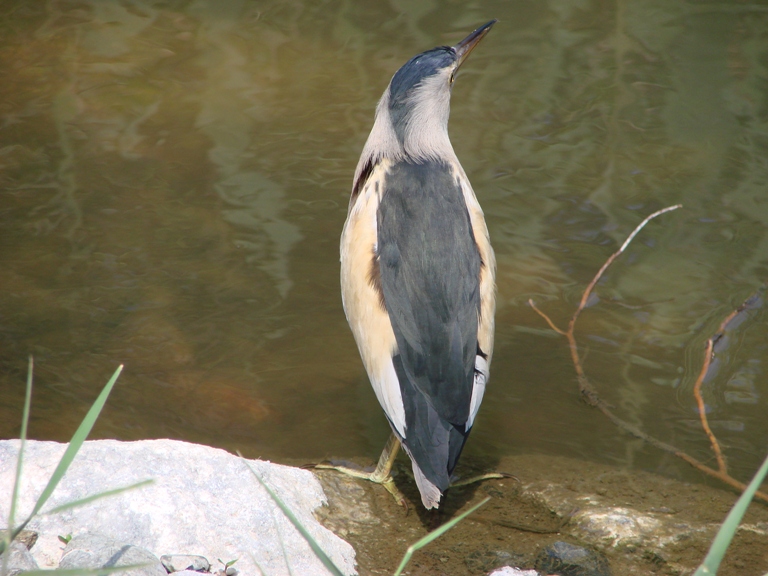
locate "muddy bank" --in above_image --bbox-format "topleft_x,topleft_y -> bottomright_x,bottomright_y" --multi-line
312,453 -> 768,575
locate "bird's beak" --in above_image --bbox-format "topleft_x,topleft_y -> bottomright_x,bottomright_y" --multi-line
454,19 -> 496,69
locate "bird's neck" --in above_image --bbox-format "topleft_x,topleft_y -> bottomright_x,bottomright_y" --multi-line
354,102 -> 457,190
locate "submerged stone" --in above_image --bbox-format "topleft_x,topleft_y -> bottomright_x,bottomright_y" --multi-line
534,541 -> 610,576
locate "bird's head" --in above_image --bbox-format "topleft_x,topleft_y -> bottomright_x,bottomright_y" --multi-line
373,20 -> 496,162
353,20 -> 496,190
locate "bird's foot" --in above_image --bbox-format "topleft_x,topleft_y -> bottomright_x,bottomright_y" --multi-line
312,434 -> 409,510
450,470 -> 517,489
314,461 -> 409,511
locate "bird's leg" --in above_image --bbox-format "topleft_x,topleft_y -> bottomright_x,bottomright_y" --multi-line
314,433 -> 408,509
369,433 -> 401,482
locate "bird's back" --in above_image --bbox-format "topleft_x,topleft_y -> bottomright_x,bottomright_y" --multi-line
376,160 -> 481,491
377,160 -> 480,424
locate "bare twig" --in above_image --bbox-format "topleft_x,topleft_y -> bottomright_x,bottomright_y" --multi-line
692,339 -> 726,473
529,205 -> 768,504
573,204 -> 682,328
693,290 -> 765,477
529,303 -> 566,336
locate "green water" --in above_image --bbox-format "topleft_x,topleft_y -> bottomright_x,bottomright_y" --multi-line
1,0 -> 767,487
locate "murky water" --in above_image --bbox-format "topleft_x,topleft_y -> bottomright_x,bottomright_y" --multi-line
1,1 -> 767,491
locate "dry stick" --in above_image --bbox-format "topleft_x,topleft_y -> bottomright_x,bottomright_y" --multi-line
693,293 -> 764,476
692,339 -> 726,474
528,204 -> 768,504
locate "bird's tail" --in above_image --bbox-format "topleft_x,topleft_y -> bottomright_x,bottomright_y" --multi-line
400,441 -> 443,509
398,419 -> 469,509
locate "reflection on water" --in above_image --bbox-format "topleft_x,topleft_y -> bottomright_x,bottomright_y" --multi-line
1,1 -> 768,486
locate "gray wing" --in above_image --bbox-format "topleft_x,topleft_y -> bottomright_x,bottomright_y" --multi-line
376,160 -> 481,488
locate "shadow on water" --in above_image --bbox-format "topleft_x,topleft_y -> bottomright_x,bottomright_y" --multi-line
2,0 -> 768,536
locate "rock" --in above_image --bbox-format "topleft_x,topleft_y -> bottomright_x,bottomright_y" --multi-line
571,506 -> 664,547
59,533 -> 166,576
0,540 -> 39,576
0,439 -> 356,575
510,453 -> 768,574
489,567 -> 540,576
160,553 -> 210,572
534,541 -> 611,576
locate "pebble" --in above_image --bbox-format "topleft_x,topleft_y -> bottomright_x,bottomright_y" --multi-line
489,567 -> 540,576
161,554 -> 211,572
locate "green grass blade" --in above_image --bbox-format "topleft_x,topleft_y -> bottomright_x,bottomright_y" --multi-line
239,453 -> 345,576
46,479 -> 154,515
393,497 -> 490,576
694,452 -> 768,575
1,357 -> 35,559
20,365 -> 123,525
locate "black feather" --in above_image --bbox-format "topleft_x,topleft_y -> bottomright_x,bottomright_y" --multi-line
350,157 -> 374,205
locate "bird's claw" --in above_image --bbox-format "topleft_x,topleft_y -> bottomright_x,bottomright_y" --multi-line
312,462 -> 409,512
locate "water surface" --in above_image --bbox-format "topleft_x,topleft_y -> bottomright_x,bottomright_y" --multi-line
1,0 -> 768,488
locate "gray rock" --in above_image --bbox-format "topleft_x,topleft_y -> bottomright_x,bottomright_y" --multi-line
0,540 -> 39,576
0,439 -> 356,575
160,553 -> 210,572
59,533 -> 165,576
534,541 -> 611,576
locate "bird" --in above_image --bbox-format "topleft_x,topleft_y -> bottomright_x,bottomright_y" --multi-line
333,20 -> 497,510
